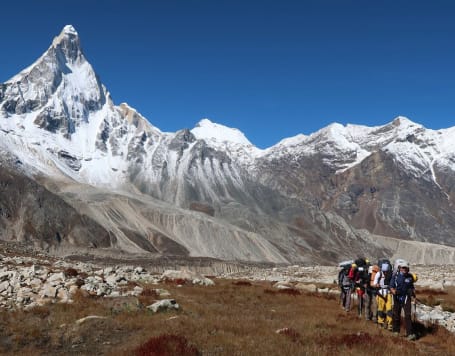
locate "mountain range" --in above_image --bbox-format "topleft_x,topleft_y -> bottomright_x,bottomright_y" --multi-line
2,25 -> 455,265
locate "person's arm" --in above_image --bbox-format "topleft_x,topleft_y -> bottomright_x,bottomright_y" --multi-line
389,273 -> 397,295
373,271 -> 380,288
409,274 -> 416,298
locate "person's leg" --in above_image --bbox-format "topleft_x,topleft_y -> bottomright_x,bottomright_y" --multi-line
365,292 -> 371,320
385,294 -> 393,330
345,289 -> 352,311
403,296 -> 413,336
392,295 -> 401,333
371,293 -> 378,322
377,295 -> 385,326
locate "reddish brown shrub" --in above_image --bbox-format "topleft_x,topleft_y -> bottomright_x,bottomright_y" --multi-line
419,289 -> 448,296
333,332 -> 377,348
276,327 -> 301,342
27,306 -> 50,319
140,288 -> 159,298
138,288 -> 159,306
232,281 -> 252,286
64,267 -> 78,277
164,278 -> 187,285
277,288 -> 300,296
78,272 -> 89,279
134,333 -> 200,356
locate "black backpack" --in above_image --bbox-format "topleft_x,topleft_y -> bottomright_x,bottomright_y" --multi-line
355,257 -> 367,268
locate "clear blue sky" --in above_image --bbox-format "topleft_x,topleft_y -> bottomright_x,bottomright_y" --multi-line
1,0 -> 455,148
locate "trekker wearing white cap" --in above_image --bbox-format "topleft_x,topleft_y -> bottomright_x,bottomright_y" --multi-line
390,260 -> 417,341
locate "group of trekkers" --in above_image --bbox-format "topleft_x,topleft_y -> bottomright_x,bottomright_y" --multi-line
338,257 -> 418,341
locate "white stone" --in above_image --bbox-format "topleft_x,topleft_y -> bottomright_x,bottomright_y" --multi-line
47,272 -> 66,285
155,289 -> 171,297
134,267 -> 146,274
132,286 -> 143,296
76,315 -> 107,324
57,288 -> 71,301
0,281 -> 9,293
295,283 -> 317,292
41,284 -> 57,298
146,299 -> 179,313
0,272 -> 11,281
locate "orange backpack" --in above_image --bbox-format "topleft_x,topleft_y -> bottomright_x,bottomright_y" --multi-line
370,265 -> 380,287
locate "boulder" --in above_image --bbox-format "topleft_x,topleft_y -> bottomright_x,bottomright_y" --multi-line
147,299 -> 179,313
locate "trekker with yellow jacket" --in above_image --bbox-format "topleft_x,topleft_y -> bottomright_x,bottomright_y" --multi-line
373,262 -> 393,330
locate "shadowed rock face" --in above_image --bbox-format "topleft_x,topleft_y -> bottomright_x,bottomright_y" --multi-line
322,151 -> 455,245
255,147 -> 455,248
0,165 -> 112,250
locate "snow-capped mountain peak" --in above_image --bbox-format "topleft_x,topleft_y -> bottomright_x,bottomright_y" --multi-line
62,24 -> 78,35
391,115 -> 419,128
52,24 -> 79,45
191,118 -> 253,146
0,24 -> 107,141
5,25 -> 84,85
50,24 -> 83,63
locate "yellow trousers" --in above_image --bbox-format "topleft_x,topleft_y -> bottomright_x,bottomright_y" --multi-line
376,292 -> 393,327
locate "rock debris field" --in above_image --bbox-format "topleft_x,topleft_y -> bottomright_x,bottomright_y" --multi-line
1,249 -> 455,333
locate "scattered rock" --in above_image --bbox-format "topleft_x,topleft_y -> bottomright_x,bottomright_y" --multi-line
76,315 -> 108,325
147,299 -> 179,313
161,269 -> 215,286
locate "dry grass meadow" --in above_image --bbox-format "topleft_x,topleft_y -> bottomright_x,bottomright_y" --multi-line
0,278 -> 454,355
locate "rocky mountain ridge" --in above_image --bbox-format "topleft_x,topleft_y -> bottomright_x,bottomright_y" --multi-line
1,25 -> 455,264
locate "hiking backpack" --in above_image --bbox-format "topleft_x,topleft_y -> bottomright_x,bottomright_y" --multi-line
354,257 -> 367,268
377,258 -> 393,286
338,260 -> 354,288
369,265 -> 380,288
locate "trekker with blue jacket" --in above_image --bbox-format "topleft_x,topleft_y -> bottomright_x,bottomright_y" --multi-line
389,260 -> 417,341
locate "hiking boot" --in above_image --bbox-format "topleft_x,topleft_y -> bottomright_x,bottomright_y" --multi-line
393,332 -> 400,337
407,334 -> 416,341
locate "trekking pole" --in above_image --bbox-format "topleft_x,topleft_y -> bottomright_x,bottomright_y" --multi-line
358,290 -> 363,317
349,289 -> 354,311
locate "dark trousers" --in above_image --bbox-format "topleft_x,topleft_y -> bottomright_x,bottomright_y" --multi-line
392,294 -> 412,335
341,287 -> 352,310
365,291 -> 377,321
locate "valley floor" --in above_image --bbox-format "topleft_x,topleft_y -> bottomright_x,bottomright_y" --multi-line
1,241 -> 455,355
0,278 -> 454,355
